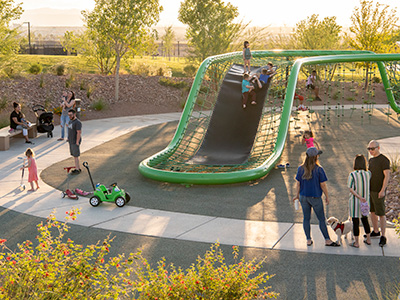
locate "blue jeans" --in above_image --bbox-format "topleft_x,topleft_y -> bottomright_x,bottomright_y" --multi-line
299,195 -> 330,241
60,114 -> 69,139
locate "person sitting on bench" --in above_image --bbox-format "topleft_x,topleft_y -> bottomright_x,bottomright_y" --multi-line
10,102 -> 33,144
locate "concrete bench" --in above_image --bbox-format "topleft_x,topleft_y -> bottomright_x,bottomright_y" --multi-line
0,124 -> 37,151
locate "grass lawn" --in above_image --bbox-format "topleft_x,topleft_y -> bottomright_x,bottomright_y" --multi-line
9,54 -> 195,77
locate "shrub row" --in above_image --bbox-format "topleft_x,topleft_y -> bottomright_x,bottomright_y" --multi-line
0,209 -> 277,299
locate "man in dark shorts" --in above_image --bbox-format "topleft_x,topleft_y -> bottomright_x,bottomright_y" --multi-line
367,140 -> 391,247
67,109 -> 82,174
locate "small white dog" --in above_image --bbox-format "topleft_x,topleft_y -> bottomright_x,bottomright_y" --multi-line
326,217 -> 353,245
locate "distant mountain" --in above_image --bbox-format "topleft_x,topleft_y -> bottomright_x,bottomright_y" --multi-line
19,8 -> 85,27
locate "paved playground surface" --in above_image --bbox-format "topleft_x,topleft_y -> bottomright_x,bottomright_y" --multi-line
1,108 -> 400,299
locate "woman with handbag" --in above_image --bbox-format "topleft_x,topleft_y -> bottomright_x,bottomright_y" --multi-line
348,154 -> 372,248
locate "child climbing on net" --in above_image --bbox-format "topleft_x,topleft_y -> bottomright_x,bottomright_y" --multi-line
242,73 -> 257,109
295,93 -> 307,111
302,130 -> 320,150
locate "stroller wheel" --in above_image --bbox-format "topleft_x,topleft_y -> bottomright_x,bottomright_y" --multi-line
61,191 -> 66,198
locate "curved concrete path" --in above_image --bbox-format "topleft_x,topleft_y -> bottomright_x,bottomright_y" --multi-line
0,108 -> 399,258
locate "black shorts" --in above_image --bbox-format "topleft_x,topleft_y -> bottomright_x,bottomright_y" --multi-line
307,84 -> 315,90
370,191 -> 385,216
69,143 -> 80,157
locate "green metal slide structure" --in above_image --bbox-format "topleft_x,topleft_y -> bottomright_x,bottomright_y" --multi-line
139,50 -> 400,184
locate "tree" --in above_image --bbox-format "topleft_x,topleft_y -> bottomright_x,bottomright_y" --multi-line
82,0 -> 162,101
0,0 -> 23,67
347,0 -> 399,87
162,25 -> 175,60
178,0 -> 241,62
348,0 -> 399,53
293,14 -> 342,50
62,30 -> 116,75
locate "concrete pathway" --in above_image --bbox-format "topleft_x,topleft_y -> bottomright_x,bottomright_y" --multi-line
0,109 -> 399,258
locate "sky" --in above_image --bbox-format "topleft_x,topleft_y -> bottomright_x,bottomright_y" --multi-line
19,0 -> 400,28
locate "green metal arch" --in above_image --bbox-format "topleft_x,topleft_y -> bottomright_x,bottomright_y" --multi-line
139,51 -> 400,184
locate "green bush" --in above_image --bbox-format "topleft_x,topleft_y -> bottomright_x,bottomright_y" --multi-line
159,77 -> 188,89
372,76 -> 381,83
66,74 -> 74,88
89,98 -> 108,111
172,70 -> 186,77
86,84 -> 94,98
80,80 -> 86,90
39,74 -> 45,88
28,63 -> 43,75
183,65 -> 197,77
55,64 -> 66,76
129,62 -> 172,77
2,66 -> 21,79
0,210 -> 277,299
0,96 -> 8,112
332,90 -> 341,100
0,116 -> 9,129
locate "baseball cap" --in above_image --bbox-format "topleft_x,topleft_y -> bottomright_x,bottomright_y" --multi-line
306,147 -> 323,157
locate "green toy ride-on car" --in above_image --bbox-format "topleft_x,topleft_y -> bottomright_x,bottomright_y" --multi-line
83,161 -> 131,207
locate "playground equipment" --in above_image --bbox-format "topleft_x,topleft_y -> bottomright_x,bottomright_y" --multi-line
83,161 -> 131,207
139,51 -> 400,185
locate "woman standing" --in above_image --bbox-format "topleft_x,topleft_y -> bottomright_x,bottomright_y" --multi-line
58,91 -> 76,141
348,154 -> 371,248
293,147 -> 339,247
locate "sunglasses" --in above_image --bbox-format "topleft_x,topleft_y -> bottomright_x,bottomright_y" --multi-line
367,147 -> 377,151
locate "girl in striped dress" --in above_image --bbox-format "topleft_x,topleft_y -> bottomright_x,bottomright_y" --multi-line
347,154 -> 371,248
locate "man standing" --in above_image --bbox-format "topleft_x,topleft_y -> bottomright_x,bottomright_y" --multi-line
67,109 -> 82,174
367,140 -> 390,247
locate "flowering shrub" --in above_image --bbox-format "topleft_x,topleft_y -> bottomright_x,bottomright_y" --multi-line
0,209 -> 276,299
0,208 -> 136,299
52,106 -> 62,116
132,243 -> 277,299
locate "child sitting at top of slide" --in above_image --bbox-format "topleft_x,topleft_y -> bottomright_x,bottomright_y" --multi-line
250,63 -> 276,88
242,73 -> 257,109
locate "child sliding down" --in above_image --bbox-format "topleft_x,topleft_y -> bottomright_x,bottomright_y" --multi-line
242,73 -> 256,109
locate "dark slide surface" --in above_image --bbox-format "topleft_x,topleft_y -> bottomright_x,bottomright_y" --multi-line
190,64 -> 271,165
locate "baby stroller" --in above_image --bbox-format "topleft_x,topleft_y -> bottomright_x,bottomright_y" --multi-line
32,104 -> 54,137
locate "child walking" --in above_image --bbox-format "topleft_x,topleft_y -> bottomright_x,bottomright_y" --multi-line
242,73 -> 256,109
302,130 -> 320,150
243,41 -> 252,73
347,154 -> 371,248
21,148 -> 39,191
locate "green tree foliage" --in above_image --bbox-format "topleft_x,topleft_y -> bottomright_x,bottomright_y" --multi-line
162,25 -> 175,60
293,14 -> 342,50
62,30 -> 116,75
347,0 -> 399,87
0,0 -> 23,71
230,26 -> 270,51
347,0 -> 399,53
81,0 -> 163,101
178,0 -> 241,62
